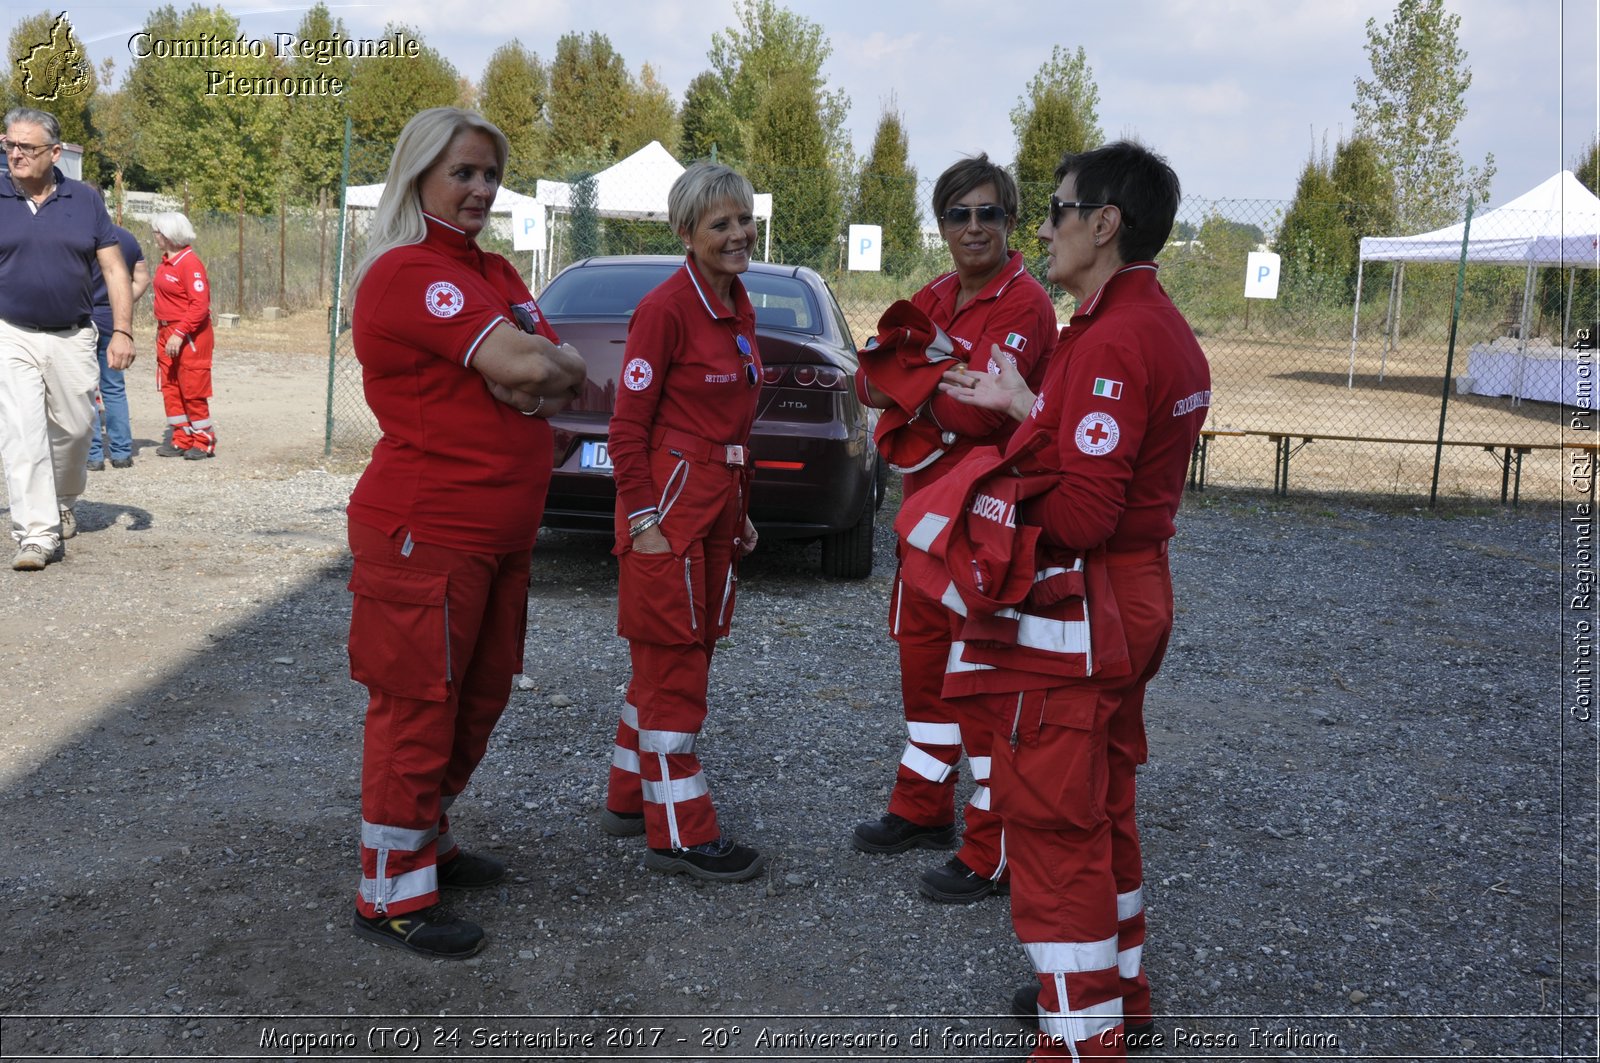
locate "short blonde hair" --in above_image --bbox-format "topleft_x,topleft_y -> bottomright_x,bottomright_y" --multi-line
353,108 -> 510,289
668,162 -> 754,237
151,212 -> 196,247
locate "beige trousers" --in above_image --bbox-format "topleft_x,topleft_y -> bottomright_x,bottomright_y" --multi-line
0,318 -> 97,549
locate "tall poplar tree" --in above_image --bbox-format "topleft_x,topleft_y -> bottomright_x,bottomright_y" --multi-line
546,31 -> 629,167
748,69 -> 837,269
679,71 -> 740,163
616,63 -> 679,160
854,107 -> 920,277
480,40 -> 548,189
280,3 -> 352,205
345,24 -> 459,182
1011,45 -> 1103,260
1353,0 -> 1493,229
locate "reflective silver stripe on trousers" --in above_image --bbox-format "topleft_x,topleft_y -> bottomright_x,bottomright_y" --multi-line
639,728 -> 698,754
899,743 -> 954,783
940,580 -> 967,616
1026,935 -> 1119,973
611,745 -> 641,773
620,701 -> 640,729
1039,992 -> 1123,1052
1117,886 -> 1144,920
968,754 -> 991,781
359,865 -> 436,910
362,820 -> 437,851
905,512 -> 949,552
644,757 -> 711,850
906,720 -> 961,745
969,785 -> 992,811
992,608 -> 1090,654
1118,944 -> 1143,978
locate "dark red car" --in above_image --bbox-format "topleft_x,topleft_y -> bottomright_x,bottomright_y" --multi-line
536,256 -> 883,578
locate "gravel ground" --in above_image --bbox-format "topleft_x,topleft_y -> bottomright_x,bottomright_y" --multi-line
0,344 -> 1595,1061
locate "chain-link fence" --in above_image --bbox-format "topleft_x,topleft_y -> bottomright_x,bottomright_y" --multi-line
313,137 -> 1596,504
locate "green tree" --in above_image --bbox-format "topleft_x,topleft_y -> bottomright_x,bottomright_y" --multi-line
616,63 -> 678,160
91,57 -> 153,196
1011,45 -> 1103,267
280,3 -> 352,204
546,31 -> 629,167
707,0 -> 851,174
346,24 -> 459,181
679,70 -> 740,162
854,106 -> 920,276
120,5 -> 284,212
748,69 -> 837,269
1274,145 -> 1349,307
1353,0 -> 1494,229
7,10 -> 100,184
480,40 -> 548,190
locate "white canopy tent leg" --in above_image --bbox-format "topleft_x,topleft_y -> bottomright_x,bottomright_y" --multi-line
1513,265 -> 1536,406
1348,259 -> 1366,388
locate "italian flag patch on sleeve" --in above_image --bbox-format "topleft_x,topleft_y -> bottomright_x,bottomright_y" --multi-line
1004,332 -> 1027,352
1093,378 -> 1124,399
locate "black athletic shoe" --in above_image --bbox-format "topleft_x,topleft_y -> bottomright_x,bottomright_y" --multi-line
351,907 -> 484,959
918,855 -> 1008,903
86,459 -> 106,472
851,812 -> 958,854
600,808 -> 646,837
110,457 -> 133,469
155,442 -> 185,457
645,837 -> 767,882
1011,983 -> 1157,1050
437,851 -> 506,890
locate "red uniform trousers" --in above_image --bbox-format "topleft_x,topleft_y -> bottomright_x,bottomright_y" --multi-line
156,322 -> 215,453
606,444 -> 747,850
347,518 -> 530,918
889,565 -> 1005,878
991,549 -> 1169,1061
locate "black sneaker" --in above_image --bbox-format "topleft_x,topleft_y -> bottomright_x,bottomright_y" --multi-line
851,812 -> 958,854
351,907 -> 485,959
87,459 -> 106,472
183,447 -> 213,461
600,807 -> 646,837
1012,983 -> 1157,1051
155,442 -> 185,457
918,855 -> 1008,903
645,837 -> 767,882
110,457 -> 133,469
437,851 -> 506,890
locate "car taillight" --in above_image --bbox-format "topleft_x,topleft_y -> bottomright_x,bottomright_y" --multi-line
762,364 -> 848,390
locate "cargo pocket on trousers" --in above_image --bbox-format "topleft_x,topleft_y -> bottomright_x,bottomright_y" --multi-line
990,688 -> 1108,831
617,549 -> 699,646
347,560 -> 451,700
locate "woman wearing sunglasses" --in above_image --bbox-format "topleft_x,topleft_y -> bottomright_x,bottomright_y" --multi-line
601,161 -> 766,883
851,155 -> 1059,905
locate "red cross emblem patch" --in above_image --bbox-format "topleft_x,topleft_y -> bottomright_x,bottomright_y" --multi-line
1074,411 -> 1120,455
425,281 -> 464,318
623,357 -> 654,391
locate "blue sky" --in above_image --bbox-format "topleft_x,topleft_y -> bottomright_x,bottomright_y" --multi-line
7,0 -> 1596,212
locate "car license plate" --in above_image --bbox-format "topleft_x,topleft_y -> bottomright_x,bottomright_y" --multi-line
580,440 -> 614,472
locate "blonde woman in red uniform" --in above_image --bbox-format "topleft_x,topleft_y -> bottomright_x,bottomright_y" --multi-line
600,161 -> 765,883
149,212 -> 215,459
852,155 -> 1058,905
345,108 -> 586,959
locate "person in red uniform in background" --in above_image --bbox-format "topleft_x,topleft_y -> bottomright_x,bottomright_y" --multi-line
852,155 -> 1058,905
345,108 -> 587,959
940,141 -> 1211,1059
149,212 -> 216,460
600,162 -> 766,883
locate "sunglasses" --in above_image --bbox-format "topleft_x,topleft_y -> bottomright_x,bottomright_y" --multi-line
736,334 -> 757,387
939,204 -> 1009,229
1048,195 -> 1136,232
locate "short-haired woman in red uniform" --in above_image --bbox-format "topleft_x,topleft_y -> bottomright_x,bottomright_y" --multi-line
345,107 -> 587,958
600,162 -> 765,883
149,212 -> 215,459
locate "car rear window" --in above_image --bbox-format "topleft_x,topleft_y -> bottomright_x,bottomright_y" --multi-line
540,262 -> 822,336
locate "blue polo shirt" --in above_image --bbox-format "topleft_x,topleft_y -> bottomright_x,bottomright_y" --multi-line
90,225 -> 145,331
0,165 -> 117,329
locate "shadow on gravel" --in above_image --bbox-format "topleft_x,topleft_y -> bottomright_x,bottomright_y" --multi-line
0,500 -> 1593,1061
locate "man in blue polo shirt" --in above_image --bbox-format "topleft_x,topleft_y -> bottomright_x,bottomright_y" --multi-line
0,106 -> 136,571
86,225 -> 151,471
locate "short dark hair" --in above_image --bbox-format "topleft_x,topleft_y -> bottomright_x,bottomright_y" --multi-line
931,153 -> 1018,222
1054,140 -> 1180,262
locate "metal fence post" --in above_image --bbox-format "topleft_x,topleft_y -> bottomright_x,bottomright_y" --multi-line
325,117 -> 352,457
1431,197 -> 1475,507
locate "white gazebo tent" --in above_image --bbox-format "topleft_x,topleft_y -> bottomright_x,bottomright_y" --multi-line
1347,170 -> 1600,387
528,141 -> 774,284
